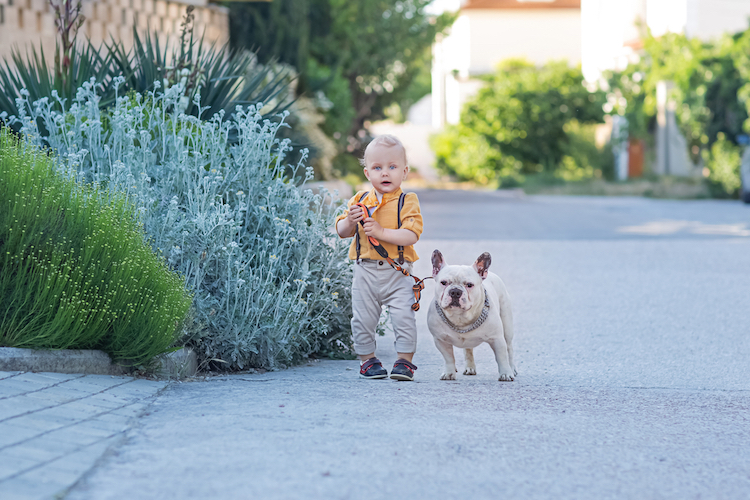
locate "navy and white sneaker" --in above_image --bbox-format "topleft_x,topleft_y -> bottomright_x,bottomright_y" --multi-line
359,357 -> 388,379
389,359 -> 417,381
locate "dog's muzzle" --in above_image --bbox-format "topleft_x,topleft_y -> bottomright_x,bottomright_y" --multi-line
448,287 -> 462,307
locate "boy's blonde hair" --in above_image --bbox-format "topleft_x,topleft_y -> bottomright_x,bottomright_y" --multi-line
359,134 -> 408,167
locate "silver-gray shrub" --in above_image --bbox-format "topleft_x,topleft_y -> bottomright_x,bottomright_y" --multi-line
13,77 -> 353,370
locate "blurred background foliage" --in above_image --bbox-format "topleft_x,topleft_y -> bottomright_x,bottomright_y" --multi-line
431,59 -> 609,187
229,0 -> 455,180
432,20 -> 750,197
604,24 -> 750,197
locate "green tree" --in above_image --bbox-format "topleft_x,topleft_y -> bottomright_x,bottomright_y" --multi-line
229,0 -> 455,144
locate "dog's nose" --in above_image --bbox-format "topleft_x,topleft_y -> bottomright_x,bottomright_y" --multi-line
449,288 -> 462,299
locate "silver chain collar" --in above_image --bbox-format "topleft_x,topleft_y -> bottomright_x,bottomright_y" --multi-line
434,288 -> 490,334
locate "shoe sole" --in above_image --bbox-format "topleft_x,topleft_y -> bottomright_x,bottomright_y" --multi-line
359,373 -> 388,379
389,373 -> 414,381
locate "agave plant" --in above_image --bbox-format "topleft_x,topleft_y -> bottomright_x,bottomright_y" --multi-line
0,42 -> 113,127
1,3 -> 291,128
0,0 -> 114,126
106,10 -> 292,121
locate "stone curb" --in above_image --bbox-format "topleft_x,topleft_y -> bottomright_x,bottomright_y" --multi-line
0,347 -> 126,376
0,347 -> 198,379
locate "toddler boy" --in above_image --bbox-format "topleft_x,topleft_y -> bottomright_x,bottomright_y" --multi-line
335,135 -> 423,381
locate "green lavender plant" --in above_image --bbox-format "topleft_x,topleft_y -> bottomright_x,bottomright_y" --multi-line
13,78 -> 353,370
0,129 -> 192,365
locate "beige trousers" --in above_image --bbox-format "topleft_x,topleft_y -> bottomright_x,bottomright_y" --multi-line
351,259 -> 417,355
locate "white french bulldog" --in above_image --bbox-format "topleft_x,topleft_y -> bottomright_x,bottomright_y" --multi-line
427,250 -> 517,382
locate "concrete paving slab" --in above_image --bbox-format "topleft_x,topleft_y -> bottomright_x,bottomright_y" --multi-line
108,402 -> 151,418
114,377 -> 169,392
44,422 -> 121,447
22,386 -> 93,404
6,412 -> 72,434
0,372 -> 168,499
85,412 -> 131,427
0,423 -> 42,447
21,390 -> 87,407
21,372 -> 81,383
0,477 -> 53,500
57,377 -> 130,393
0,478 -> 58,500
2,441 -> 63,463
15,404 -> 97,424
0,376 -> 86,401
12,372 -> 82,386
0,380 -> 47,400
45,436 -> 119,475
55,400 -> 114,416
0,454 -> 37,481
0,396 -> 51,420
80,417 -> 130,435
6,434 -> 81,459
80,394 -> 129,410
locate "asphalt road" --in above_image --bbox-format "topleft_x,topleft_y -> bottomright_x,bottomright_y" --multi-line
66,192 -> 750,500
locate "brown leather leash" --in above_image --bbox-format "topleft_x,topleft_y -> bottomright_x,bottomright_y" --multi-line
354,201 -> 432,312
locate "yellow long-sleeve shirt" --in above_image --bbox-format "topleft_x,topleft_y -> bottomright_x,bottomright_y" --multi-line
335,188 -> 423,262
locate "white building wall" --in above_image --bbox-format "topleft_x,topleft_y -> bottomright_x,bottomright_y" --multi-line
442,14 -> 472,78
685,0 -> 750,40
465,9 -> 582,73
643,0 -> 750,41
646,0 -> 688,37
581,0 -> 645,82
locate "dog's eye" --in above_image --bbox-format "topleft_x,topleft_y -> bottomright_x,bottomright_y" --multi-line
466,283 -> 474,288
440,280 -> 448,286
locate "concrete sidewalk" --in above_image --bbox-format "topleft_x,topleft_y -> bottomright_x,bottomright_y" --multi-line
0,371 -> 168,500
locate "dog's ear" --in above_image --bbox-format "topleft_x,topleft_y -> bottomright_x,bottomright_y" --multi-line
431,249 -> 446,277
472,252 -> 491,280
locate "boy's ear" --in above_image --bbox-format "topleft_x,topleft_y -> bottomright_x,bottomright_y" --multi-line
363,167 -> 370,180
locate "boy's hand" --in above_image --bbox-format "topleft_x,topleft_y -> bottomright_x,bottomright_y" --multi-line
362,217 -> 384,239
347,205 -> 365,224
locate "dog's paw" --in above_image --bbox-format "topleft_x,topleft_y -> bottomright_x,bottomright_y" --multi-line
498,373 -> 515,382
463,367 -> 477,376
440,372 -> 457,381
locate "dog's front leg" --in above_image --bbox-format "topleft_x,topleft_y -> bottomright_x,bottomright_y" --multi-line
433,338 -> 457,380
488,337 -> 514,382
463,348 -> 477,375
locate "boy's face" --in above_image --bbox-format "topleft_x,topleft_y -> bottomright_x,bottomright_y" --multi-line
363,143 -> 409,195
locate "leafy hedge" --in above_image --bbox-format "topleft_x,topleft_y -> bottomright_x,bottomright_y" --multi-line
431,60 -> 607,187
13,78 -> 353,370
0,130 -> 191,365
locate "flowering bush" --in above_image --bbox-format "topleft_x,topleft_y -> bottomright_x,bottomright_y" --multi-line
11,78 -> 353,370
0,130 -> 191,365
